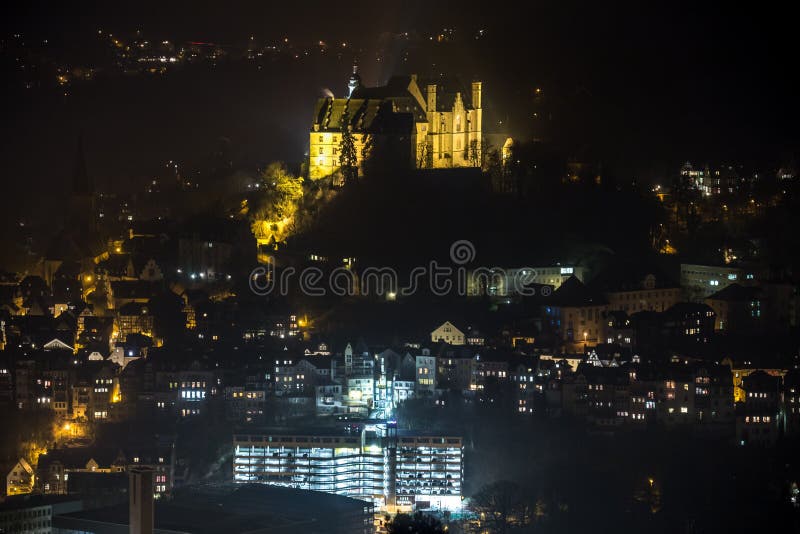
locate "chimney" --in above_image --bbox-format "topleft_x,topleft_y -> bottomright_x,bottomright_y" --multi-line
426,84 -> 437,113
129,468 -> 154,534
471,81 -> 482,109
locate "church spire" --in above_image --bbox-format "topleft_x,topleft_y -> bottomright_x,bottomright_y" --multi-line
347,61 -> 361,98
72,134 -> 93,196
68,134 -> 98,236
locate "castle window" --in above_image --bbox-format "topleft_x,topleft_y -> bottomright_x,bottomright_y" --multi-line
333,136 -> 338,143
318,147 -> 324,155
319,135 -> 324,142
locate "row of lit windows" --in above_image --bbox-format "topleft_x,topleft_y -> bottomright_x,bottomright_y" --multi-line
667,407 -> 690,414
745,416 -> 772,423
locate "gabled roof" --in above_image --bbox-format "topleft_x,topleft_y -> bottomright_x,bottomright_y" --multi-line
313,97 -> 416,134
741,369 -> 781,391
552,275 -> 607,307
432,320 -> 465,335
11,458 -> 34,475
43,338 -> 74,351
706,283 -> 761,302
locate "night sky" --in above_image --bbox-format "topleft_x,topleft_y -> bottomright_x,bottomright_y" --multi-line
2,2 -> 797,225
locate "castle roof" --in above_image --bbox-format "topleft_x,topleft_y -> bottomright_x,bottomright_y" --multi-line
313,97 -> 416,133
313,74 -> 478,133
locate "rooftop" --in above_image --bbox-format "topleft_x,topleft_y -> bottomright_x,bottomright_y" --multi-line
53,483 -> 372,534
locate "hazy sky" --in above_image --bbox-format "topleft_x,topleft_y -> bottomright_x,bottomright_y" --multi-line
2,1 -> 797,225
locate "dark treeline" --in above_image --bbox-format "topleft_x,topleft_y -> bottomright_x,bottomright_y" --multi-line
397,394 -> 800,533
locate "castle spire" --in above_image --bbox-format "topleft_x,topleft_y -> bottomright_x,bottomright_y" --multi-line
347,60 -> 361,98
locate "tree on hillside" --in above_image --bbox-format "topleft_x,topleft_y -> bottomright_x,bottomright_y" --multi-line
339,109 -> 358,185
417,140 -> 431,169
249,162 -> 304,243
469,138 -> 480,167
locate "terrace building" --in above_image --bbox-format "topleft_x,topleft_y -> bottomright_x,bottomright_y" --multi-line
232,422 -> 463,513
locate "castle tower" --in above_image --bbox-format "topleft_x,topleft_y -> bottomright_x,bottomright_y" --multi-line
471,81 -> 482,109
426,84 -> 437,113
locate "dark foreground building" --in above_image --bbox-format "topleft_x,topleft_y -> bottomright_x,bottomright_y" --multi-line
52,483 -> 373,534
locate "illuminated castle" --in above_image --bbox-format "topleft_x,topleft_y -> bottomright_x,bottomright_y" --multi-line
309,67 -> 483,179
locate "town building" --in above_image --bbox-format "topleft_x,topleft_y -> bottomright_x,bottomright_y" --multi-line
705,283 -> 764,332
415,353 -> 437,396
737,370 -> 782,446
784,369 -> 800,436
0,494 -> 82,534
52,484 -> 373,534
430,321 -> 465,345
466,266 -> 585,296
232,422 -> 463,513
545,276 -> 608,349
680,263 -> 760,301
6,458 -> 35,496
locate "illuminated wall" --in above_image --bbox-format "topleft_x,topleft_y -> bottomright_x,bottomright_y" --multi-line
308,131 -> 369,180
233,426 -> 463,512
308,76 -> 483,180
394,435 -> 463,511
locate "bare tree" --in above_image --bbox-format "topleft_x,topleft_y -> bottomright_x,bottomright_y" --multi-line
471,480 -> 534,534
